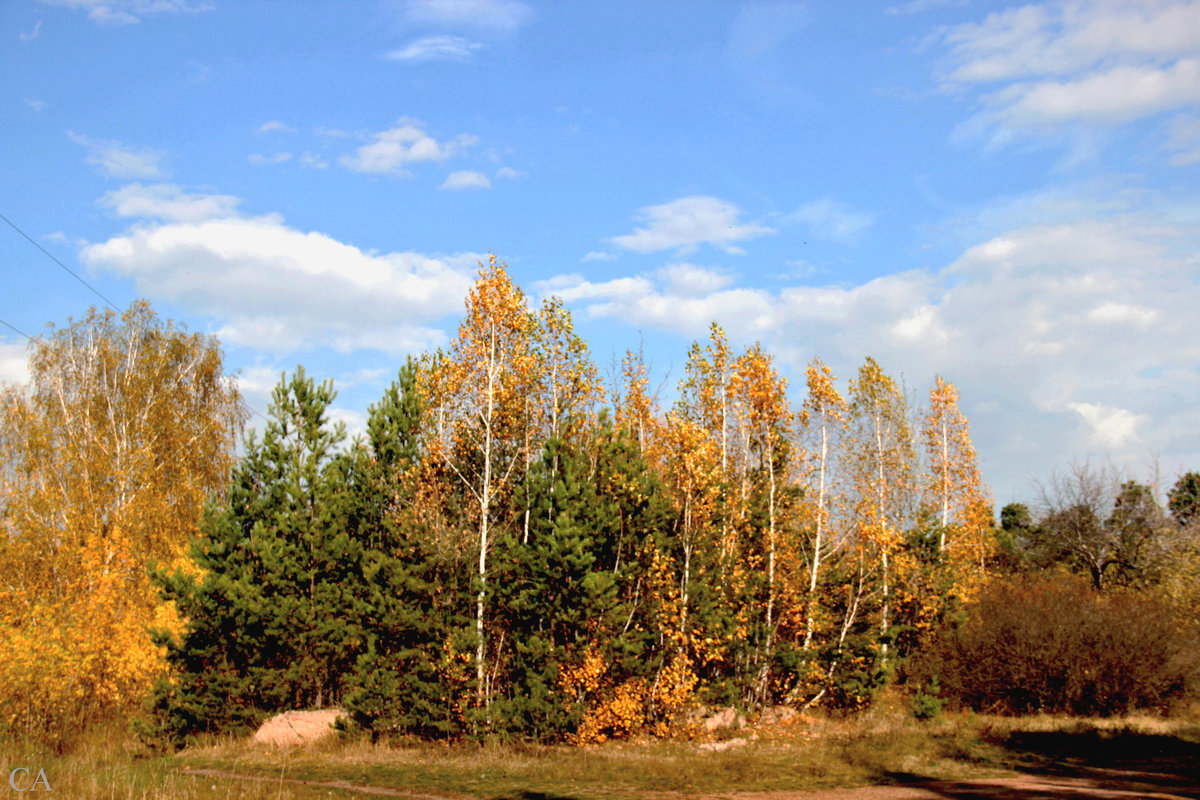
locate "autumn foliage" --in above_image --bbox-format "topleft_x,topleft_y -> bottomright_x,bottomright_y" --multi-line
6,262 -> 1194,750
0,303 -> 243,744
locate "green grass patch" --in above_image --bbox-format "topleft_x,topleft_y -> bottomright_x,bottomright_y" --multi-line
6,711 -> 1200,799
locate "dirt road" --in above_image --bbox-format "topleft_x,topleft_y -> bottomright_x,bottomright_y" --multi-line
184,766 -> 1200,799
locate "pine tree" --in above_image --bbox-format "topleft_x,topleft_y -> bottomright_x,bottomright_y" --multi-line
144,368 -> 373,744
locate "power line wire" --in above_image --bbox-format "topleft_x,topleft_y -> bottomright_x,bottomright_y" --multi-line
0,211 -> 119,312
1,317 -> 32,342
1,210 -> 276,428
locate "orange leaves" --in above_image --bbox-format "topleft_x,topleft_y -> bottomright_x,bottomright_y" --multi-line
922,376 -> 994,568
0,302 -> 243,741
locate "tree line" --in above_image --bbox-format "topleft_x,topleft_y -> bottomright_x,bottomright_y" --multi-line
3,260 -> 1198,747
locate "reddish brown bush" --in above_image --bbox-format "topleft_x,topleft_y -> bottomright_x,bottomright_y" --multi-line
908,575 -> 1200,716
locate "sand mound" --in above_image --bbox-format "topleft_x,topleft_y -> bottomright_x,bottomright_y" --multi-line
252,708 -> 346,747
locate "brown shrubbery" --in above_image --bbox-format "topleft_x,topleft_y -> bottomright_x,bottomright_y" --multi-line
908,575 -> 1200,716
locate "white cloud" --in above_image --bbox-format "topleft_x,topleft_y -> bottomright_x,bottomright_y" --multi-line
404,0 -> 532,32
1087,301 -> 1159,327
656,263 -> 735,297
546,199 -> 1200,500
82,189 -> 481,355
438,170 -> 491,190
1067,402 -> 1149,448
582,251 -> 616,262
495,166 -> 521,179
255,120 -> 294,134
20,20 -> 42,41
42,0 -> 213,25
248,152 -> 294,166
386,35 -> 483,62
610,195 -> 774,256
340,120 -> 477,176
997,59 -> 1200,129
0,342 -> 31,387
939,1 -> 1200,143
785,198 -> 874,243
69,131 -> 169,179
25,99 -> 48,113
98,183 -> 240,223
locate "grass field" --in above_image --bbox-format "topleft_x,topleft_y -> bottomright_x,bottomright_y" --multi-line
4,702 -> 1200,799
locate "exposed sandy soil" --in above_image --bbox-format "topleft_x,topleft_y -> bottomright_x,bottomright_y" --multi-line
251,708 -> 346,746
183,767 -> 1200,799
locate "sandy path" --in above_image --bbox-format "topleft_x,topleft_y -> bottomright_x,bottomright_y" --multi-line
182,766 -> 1200,799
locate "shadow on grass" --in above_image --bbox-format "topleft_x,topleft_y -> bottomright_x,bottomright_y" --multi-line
487,793 -> 586,800
884,727 -> 1200,799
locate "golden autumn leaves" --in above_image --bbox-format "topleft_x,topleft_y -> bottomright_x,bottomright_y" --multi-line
0,259 -> 994,744
0,303 -> 244,742
417,258 -> 994,733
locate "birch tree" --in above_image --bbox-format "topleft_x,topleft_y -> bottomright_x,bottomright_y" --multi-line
800,358 -> 846,651
845,357 -> 914,658
921,376 -> 993,576
0,302 -> 243,741
420,257 -> 537,706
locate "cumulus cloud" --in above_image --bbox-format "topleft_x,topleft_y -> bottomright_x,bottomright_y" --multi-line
1067,402 -> 1150,448
404,0 -> 532,32
82,184 -> 481,354
439,170 -> 491,190
0,342 -> 31,387
547,200 -> 1200,500
656,263 -> 736,297
43,0 -> 213,25
340,120 -> 478,176
20,20 -> 42,41
69,131 -> 169,179
387,35 -> 483,62
610,196 -> 774,256
99,183 -> 241,222
938,1 -> 1200,144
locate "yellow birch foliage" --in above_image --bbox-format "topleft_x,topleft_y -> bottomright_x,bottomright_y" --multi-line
922,376 -> 995,582
799,358 -> 846,652
612,345 -> 661,464
418,256 -> 539,705
845,357 -> 915,652
536,296 -> 604,439
730,344 -> 794,667
0,302 -> 243,741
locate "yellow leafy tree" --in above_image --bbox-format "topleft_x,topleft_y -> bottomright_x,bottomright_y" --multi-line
922,376 -> 994,582
0,302 -> 243,742
612,344 -> 661,463
419,256 -> 538,707
730,342 -> 793,697
845,357 -> 915,660
800,358 -> 846,652
661,412 -> 722,647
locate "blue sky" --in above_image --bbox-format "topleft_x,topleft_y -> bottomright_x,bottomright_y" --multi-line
2,0 -> 1199,505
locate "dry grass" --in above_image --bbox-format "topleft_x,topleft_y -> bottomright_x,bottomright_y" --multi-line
5,705 -> 1200,799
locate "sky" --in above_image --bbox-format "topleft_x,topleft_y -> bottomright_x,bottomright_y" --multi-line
2,0 -> 1199,506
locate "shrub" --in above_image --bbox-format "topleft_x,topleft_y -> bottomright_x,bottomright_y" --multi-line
908,575 -> 1200,716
